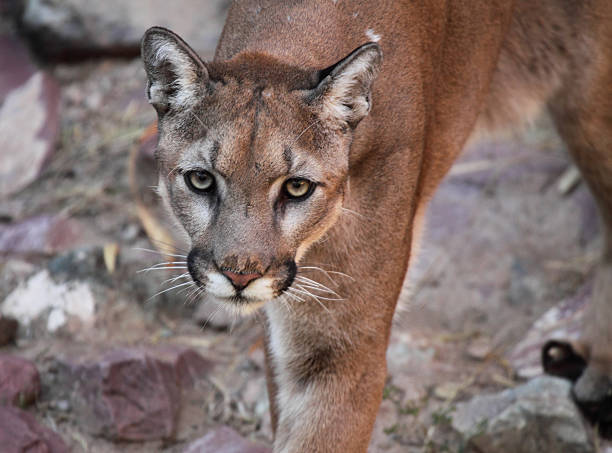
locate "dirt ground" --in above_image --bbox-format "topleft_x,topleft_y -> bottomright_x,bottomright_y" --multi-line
1,6 -> 607,453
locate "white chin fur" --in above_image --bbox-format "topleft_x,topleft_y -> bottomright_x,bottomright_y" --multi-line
206,272 -> 236,298
241,277 -> 277,301
203,273 -> 276,316
206,295 -> 267,316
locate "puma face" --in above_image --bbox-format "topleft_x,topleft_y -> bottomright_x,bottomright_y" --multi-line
142,27 -> 381,313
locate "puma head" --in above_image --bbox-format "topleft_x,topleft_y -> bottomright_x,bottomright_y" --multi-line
141,27 -> 382,313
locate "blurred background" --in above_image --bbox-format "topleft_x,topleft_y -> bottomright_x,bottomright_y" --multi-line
0,1 -> 607,452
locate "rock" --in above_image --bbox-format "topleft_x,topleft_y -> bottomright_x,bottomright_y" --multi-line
151,345 -> 215,388
46,308 -> 67,332
20,0 -> 230,61
1,269 -> 95,332
452,376 -> 594,453
0,36 -> 36,103
65,348 -> 180,441
384,331 -> 432,406
433,382 -> 463,401
0,71 -> 60,198
0,316 -> 18,346
370,398 -> 400,450
0,354 -> 40,407
466,336 -> 494,361
396,378 -> 427,407
0,405 -> 69,453
0,260 -> 36,301
57,346 -> 213,441
386,336 -> 435,372
507,257 -> 545,307
47,246 -> 104,281
52,399 -> 70,412
509,283 -> 589,379
0,215 -> 83,255
183,426 -> 271,453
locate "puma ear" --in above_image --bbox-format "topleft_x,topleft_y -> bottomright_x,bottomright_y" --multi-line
307,43 -> 383,128
141,27 -> 209,113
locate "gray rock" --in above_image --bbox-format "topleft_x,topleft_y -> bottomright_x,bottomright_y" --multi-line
452,376 -> 594,453
509,283 -> 589,379
20,0 -> 230,61
507,257 -> 544,307
47,246 -> 104,280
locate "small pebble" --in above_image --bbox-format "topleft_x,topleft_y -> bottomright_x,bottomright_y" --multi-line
54,399 -> 70,412
467,337 -> 493,361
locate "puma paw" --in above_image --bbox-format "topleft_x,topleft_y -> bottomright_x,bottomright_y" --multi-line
542,340 -> 612,438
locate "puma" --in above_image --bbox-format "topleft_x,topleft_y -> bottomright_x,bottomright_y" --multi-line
141,0 -> 612,451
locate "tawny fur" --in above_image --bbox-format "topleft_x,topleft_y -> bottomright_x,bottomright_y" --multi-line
142,1 -> 612,451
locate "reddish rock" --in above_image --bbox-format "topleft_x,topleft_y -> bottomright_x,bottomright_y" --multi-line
70,349 -> 180,441
0,69 -> 60,198
0,406 -> 69,453
0,316 -> 19,346
0,215 -> 83,255
153,345 -> 215,388
0,355 -> 40,407
59,346 -> 213,441
183,426 -> 271,453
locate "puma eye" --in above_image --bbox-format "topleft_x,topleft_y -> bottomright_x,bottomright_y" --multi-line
184,170 -> 215,193
283,178 -> 314,200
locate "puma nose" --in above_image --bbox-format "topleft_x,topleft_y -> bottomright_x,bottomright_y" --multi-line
222,270 -> 262,290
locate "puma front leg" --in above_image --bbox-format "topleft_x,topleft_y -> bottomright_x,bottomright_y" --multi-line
264,298 -> 392,453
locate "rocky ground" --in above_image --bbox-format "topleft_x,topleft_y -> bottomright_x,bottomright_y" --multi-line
0,1 -> 610,452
